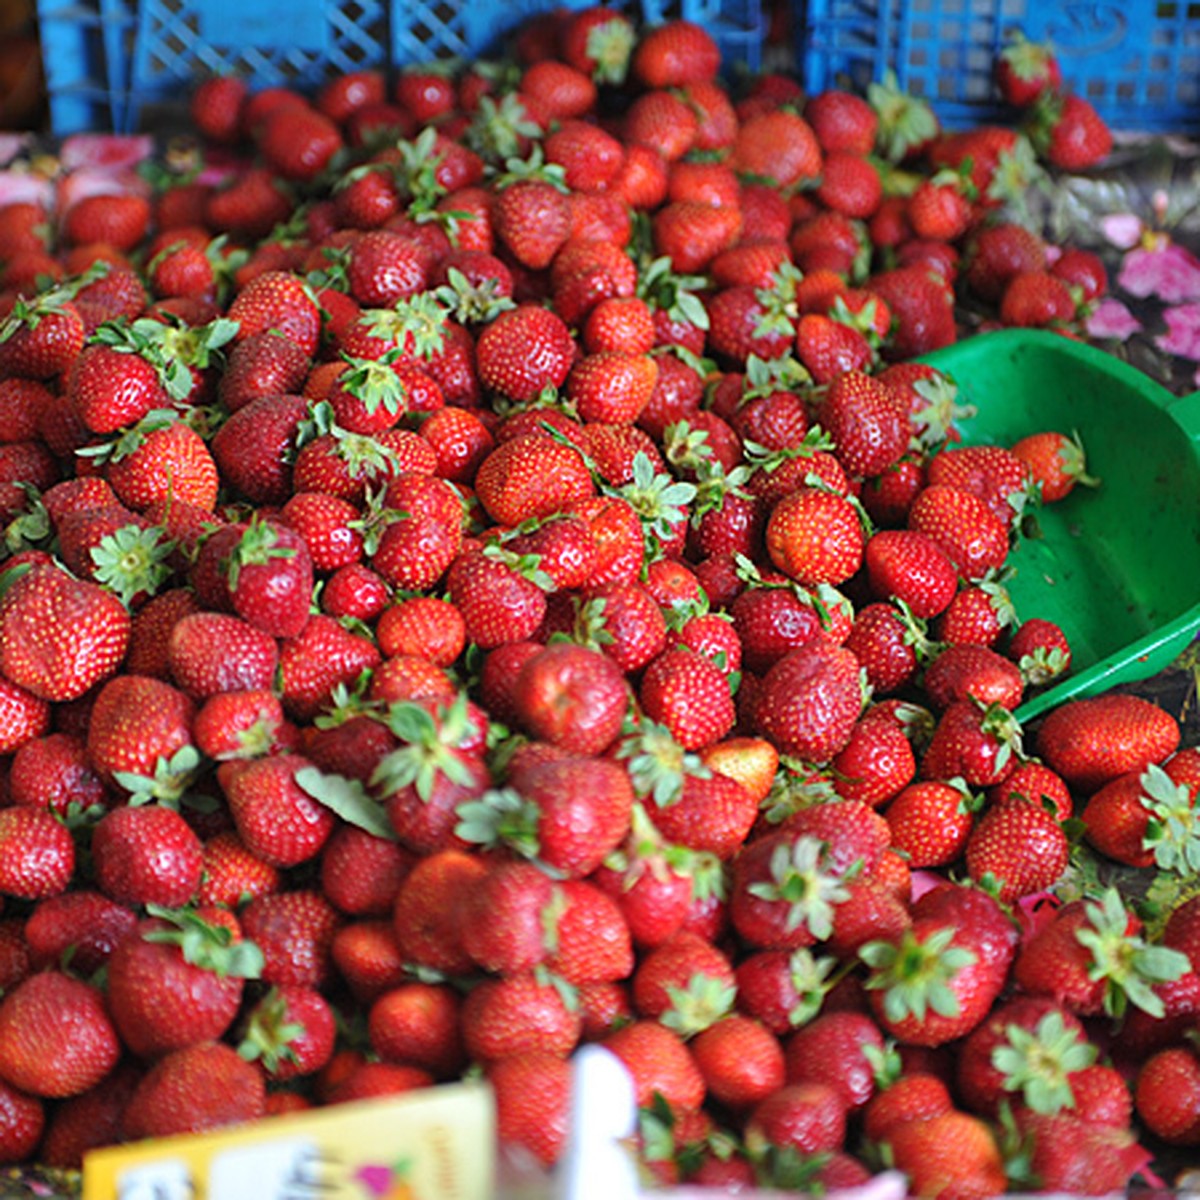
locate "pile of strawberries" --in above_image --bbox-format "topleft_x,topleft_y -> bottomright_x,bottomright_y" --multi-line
0,6 -> 1196,1193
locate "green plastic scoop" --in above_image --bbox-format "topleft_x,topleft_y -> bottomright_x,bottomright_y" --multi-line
917,329 -> 1200,722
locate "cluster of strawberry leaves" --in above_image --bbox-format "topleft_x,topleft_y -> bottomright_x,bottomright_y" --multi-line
0,6 -> 1195,1195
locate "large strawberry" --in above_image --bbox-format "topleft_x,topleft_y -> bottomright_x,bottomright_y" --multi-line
0,561 -> 129,702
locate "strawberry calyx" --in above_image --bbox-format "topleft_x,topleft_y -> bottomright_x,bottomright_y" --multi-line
584,15 -> 635,85
760,760 -> 839,825
999,32 -> 1057,82
971,698 -> 1025,776
1017,645 -> 1070,687
370,695 -> 482,803
433,265 -> 517,327
861,1038 -> 903,1088
337,352 -> 411,417
295,765 -> 395,839
609,450 -> 696,561
479,540 -> 555,590
637,256 -> 710,331
990,1008 -> 1096,1115
237,986 -> 307,1073
986,134 -> 1045,209
1074,887 -> 1190,1020
1138,763 -> 1200,877
787,947 -> 845,1028
909,372 -> 976,452
661,972 -> 736,1038
859,925 -> 977,1023
466,93 -> 542,166
395,127 -> 451,212
753,262 -> 804,339
359,293 -> 449,360
746,834 -> 856,940
868,71 -> 939,164
1056,429 -> 1101,489
454,786 -> 544,863
494,144 -> 570,195
142,903 -> 265,979
88,522 -> 175,607
740,353 -> 813,403
114,743 -> 202,805
616,717 -> 712,809
3,486 -> 51,556
224,517 -> 298,592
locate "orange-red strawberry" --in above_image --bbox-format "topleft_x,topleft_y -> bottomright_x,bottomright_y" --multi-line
601,1020 -> 705,1110
632,19 -> 720,88
965,793 -> 1069,902
733,110 -> 822,189
476,304 -> 575,403
884,1111 -> 1006,1199
227,270 -> 321,358
766,486 -> 865,587
692,1014 -> 785,1110
908,484 -> 1010,581
1009,428 -> 1098,502
489,1053 -> 572,1167
639,646 -> 735,751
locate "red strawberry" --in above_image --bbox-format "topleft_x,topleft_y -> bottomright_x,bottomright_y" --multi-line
632,19 -> 720,88
639,647 -> 735,752
884,778 -> 977,868
996,34 -> 1062,106
489,1052 -> 572,1167
512,641 -> 627,756
1036,694 -> 1181,793
965,794 -> 1069,902
0,561 -> 129,702
1039,93 -> 1113,170
744,1082 -> 847,1158
121,1041 -> 266,1141
922,643 -> 1024,711
908,484 -> 1010,581
754,639 -> 863,763
1135,1046 -> 1200,1145
692,1014 -> 785,1111
91,803 -> 203,908
864,529 -> 958,617
1009,428 -> 1098,503
921,699 -> 1023,788
601,1020 -> 705,1110
765,487 -> 865,587
1000,269 -> 1077,327
885,1111 -> 1006,1198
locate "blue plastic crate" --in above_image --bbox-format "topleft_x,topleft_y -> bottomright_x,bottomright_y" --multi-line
799,0 -> 1200,133
38,0 -> 766,135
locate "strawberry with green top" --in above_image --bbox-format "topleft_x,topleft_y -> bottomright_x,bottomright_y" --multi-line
239,985 -> 336,1081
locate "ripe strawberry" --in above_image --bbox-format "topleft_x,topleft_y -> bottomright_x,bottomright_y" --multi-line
632,19 -> 720,88
806,89 -> 878,155
652,201 -> 742,274
121,1041 -> 266,1141
744,1081 -> 847,1158
1000,269 -> 1077,327
965,794 -> 1069,901
0,561 -> 130,702
227,270 -> 321,358
475,432 -> 593,526
995,34 -> 1061,106
868,266 -> 957,359
1036,694 -> 1180,793
241,888 -> 341,991
753,639 -> 863,762
511,641 -> 627,756
489,1052 -> 572,1168
935,581 -> 1016,647
601,1020 -> 705,1110
461,973 -> 582,1062
865,529 -> 958,617
964,222 -> 1046,302
209,518 -> 314,640
238,985 -> 335,1081
1010,428 -> 1098,503
91,803 -> 202,908
475,304 -> 575,403
210,391 -> 310,505
909,484 -> 1010,581
632,929 -> 736,1034
277,614 -> 381,722
885,1111 -> 1006,1198
884,779 -> 977,868
923,643 -> 1024,711
1135,1046 -> 1200,1145
639,647 -> 735,752
832,715 -> 917,808
692,1015 -> 785,1111
1038,93 -> 1113,170
547,879 -> 633,985
0,972 -> 119,1099
766,487 -> 865,587
921,699 -> 1022,787
1006,616 -> 1072,686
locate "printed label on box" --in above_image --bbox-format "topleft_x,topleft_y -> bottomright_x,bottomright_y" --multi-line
83,1081 -> 494,1200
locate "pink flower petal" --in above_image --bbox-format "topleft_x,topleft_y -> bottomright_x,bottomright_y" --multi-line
1156,302 -> 1200,359
1086,297 -> 1142,341
1099,212 -> 1143,250
1118,242 -> 1200,302
59,134 -> 154,172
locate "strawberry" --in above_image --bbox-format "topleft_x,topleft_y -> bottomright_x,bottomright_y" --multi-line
198,831 -> 281,909
121,1041 -> 266,1141
965,793 -> 1069,901
0,561 -> 129,702
167,612 -> 279,699
921,699 -> 1022,788
494,173 -> 571,272
210,391 -> 309,505
805,89 -> 879,155
996,34 -> 1061,106
91,803 -> 203,908
692,1015 -> 785,1111
107,907 -> 261,1058
489,1053 -> 572,1167
922,643 -> 1024,711
632,19 -> 720,88
744,1082 -> 847,1158
1036,694 -> 1181,793
765,487 -> 865,587
219,753 -> 337,869
1135,1046 -> 1200,1145
476,304 -> 575,403
475,432 -> 593,526
1000,269 -> 1077,327
227,270 -> 321,359
884,1111 -> 1006,1198
511,641 -> 627,756
459,752 -> 632,878
1009,428 -> 1098,503
831,715 -> 917,808
632,929 -> 736,1035
864,529 -> 958,618
935,581 -> 1016,647
868,266 -> 957,359
277,614 -> 381,723
461,973 -> 582,1062
9,731 -> 108,815
884,779 -> 977,868
1037,93 -> 1113,170
964,222 -> 1046,302
753,639 -> 863,763
652,201 -> 742,274
908,484 -> 1010,581
241,888 -> 341,990
734,109 -> 822,190
1015,889 -> 1190,1019
639,647 -> 735,752
238,985 -> 336,1081
0,971 -> 119,1098
61,193 -> 151,252
926,444 -> 1034,527
601,1020 -> 705,1110
1006,616 -> 1072,686
367,980 -> 463,1077
211,517 -> 315,640
547,878 -> 633,985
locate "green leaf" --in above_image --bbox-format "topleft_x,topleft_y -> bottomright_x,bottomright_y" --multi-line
294,766 -> 396,840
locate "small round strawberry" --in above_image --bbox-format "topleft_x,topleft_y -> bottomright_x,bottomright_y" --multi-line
91,803 -> 203,908
923,643 -> 1025,711
921,699 -> 1023,788
884,779 -> 977,869
744,1082 -> 847,1158
692,1015 -> 785,1111
864,528 -> 958,617
1135,1046 -> 1200,1145
1009,428 -> 1099,503
996,34 -> 1062,106
909,484 -> 1010,581
1007,616 -> 1072,687
476,304 -> 574,402
601,1020 -> 705,1110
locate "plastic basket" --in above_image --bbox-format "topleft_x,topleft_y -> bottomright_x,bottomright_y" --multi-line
38,0 -> 766,135
917,329 -> 1200,722
799,0 -> 1200,133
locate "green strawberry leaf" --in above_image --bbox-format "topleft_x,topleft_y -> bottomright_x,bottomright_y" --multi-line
294,766 -> 396,840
